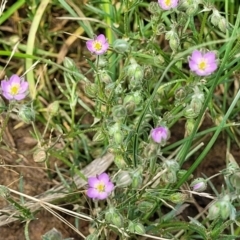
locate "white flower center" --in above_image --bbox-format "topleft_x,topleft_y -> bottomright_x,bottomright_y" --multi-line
93,41 -> 102,51
10,84 -> 20,95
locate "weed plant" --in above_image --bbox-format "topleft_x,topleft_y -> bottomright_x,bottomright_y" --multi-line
0,0 -> 240,239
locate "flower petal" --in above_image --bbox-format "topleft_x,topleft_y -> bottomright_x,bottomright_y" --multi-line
97,191 -> 108,200
88,176 -> 99,188
204,52 -> 216,63
2,92 -> 14,100
96,34 -> 106,43
98,173 -> 111,184
9,74 -> 21,85
86,188 -> 99,199
105,181 -> 114,193
13,94 -> 27,100
86,40 -> 95,53
18,81 -> 29,94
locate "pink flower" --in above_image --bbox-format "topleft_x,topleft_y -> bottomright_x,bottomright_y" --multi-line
1,74 -> 28,100
158,0 -> 179,10
87,173 -> 114,200
151,126 -> 170,145
189,50 -> 218,76
86,34 -> 109,55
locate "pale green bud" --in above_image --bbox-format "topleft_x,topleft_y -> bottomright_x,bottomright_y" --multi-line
185,118 -> 195,136
169,192 -> 188,204
99,70 -> 112,84
190,178 -> 207,192
230,172 -> 240,190
105,207 -> 124,228
112,105 -> 127,121
131,168 -> 143,189
113,131 -> 124,145
148,2 -> 160,14
113,39 -> 130,53
0,185 -> 10,198
210,9 -> 222,27
109,122 -> 121,136
155,23 -> 165,35
175,87 -> 186,101
18,105 -> 35,123
47,101 -> 59,116
143,143 -> 159,158
95,56 -> 108,68
164,170 -> 177,183
63,57 -> 75,70
42,228 -> 63,240
166,30 -> 179,52
208,201 -> 221,220
218,17 -> 228,33
164,159 -> 180,171
84,82 -> 97,98
92,129 -> 106,143
33,147 -> 48,163
219,200 -> 232,220
137,200 -> 155,213
128,221 -> 145,235
186,3 -> 199,16
114,154 -> 127,169
85,233 -> 98,240
115,170 -> 132,187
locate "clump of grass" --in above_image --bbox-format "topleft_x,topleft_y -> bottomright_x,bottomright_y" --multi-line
0,0 -> 240,239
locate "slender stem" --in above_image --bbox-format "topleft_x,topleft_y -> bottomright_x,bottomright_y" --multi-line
24,220 -> 31,240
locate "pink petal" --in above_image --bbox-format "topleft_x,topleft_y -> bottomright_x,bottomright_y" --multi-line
105,181 -> 114,193
191,50 -> 203,63
19,81 -> 29,93
204,52 -> 216,63
88,176 -> 98,188
97,191 -> 108,200
96,34 -> 106,43
98,173 -> 110,183
87,188 -> 99,199
8,74 -> 21,85
13,93 -> 27,100
86,40 -> 95,52
1,80 -> 8,91
2,92 -> 14,100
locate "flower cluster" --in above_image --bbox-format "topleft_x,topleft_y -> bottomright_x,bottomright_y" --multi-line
1,74 -> 28,101
86,34 -> 109,55
188,50 -> 218,76
87,173 -> 114,200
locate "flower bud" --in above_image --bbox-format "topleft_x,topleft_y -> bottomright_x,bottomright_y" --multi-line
112,105 -> 127,121
95,56 -> 108,68
63,57 -> 76,71
163,170 -> 177,183
218,17 -> 228,33
186,3 -> 198,16
99,70 -> 112,84
42,228 -> 63,240
115,170 -> 132,187
208,201 -> 221,220
150,126 -> 170,145
0,185 -> 10,198
126,59 -> 144,84
185,118 -> 195,136
113,39 -> 130,53
128,221 -> 145,235
33,147 -> 48,163
105,207 -> 124,228
165,30 -> 179,52
163,159 -> 180,172
230,172 -> 240,190
155,23 -> 165,35
86,233 -> 98,240
210,9 -> 222,26
190,178 -> 207,192
148,2 -> 160,14
84,82 -> 97,98
175,87 -> 186,101
169,192 -> 188,204
131,168 -> 143,189
114,154 -> 127,169
92,129 -> 106,143
137,200 -> 155,213
18,105 -> 35,123
47,101 -> 59,116
113,131 -> 124,145
143,143 -> 159,158
219,199 -> 232,220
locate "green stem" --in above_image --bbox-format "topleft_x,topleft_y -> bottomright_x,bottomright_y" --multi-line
199,12 -> 208,43
24,220 -> 31,240
25,0 -> 51,99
